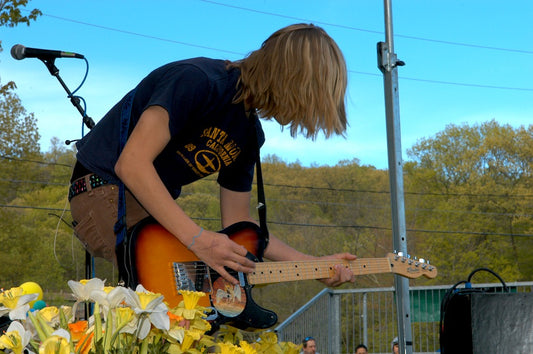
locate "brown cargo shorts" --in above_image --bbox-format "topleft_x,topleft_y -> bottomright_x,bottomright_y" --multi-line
69,174 -> 149,264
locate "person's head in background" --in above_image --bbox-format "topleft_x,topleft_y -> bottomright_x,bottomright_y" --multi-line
302,336 -> 317,354
392,337 -> 399,354
355,343 -> 368,354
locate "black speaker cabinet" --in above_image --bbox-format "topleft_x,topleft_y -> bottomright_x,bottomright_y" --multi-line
440,291 -> 533,353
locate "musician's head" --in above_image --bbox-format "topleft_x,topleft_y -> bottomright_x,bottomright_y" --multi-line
229,23 -> 348,140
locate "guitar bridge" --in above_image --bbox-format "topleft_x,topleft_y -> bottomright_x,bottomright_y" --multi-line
172,262 -> 212,294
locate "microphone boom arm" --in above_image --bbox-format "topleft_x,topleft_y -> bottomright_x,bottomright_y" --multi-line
40,57 -> 95,130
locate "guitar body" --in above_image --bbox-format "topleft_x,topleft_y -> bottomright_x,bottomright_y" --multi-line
117,217 -> 277,330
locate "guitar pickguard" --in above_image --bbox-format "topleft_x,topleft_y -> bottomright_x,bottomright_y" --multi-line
212,277 -> 247,317
207,252 -> 278,331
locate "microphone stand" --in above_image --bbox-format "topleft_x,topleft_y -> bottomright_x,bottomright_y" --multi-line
39,56 -> 95,319
40,57 -> 95,130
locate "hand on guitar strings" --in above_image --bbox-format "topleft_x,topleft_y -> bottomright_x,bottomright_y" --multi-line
318,252 -> 358,287
188,229 -> 256,285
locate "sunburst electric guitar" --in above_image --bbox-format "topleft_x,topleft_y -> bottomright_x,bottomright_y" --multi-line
118,219 -> 437,330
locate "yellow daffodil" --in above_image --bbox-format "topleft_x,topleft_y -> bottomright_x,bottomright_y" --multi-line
175,290 -> 207,320
59,305 -> 72,321
138,291 -> 162,310
190,317 -> 211,333
115,306 -> 135,330
0,287 -> 23,309
39,335 -> 70,354
256,331 -> 283,353
0,321 -> 30,354
167,327 -> 185,343
39,306 -> 60,326
103,286 -> 114,293
279,341 -> 302,354
239,340 -> 259,354
0,330 -> 23,354
180,329 -> 202,352
180,290 -> 204,310
0,287 -> 38,320
218,341 -> 246,354
217,325 -> 244,345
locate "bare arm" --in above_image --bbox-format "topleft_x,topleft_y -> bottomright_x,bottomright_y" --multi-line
220,186 -> 357,287
115,106 -> 255,284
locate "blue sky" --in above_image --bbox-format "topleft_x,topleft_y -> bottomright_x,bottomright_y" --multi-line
2,0 -> 532,170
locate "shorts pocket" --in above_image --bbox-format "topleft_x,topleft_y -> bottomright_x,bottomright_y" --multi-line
74,210 -> 117,262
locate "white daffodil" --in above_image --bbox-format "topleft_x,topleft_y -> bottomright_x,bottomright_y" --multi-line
51,328 -> 70,342
67,278 -> 106,321
67,278 -> 105,302
90,285 -> 129,317
0,320 -> 31,354
123,284 -> 169,339
0,287 -> 38,320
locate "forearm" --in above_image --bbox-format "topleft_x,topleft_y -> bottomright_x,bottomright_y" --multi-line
115,151 -> 202,250
263,234 -> 317,262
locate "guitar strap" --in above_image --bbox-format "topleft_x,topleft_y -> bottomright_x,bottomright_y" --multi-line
114,88 -> 137,247
253,112 -> 270,245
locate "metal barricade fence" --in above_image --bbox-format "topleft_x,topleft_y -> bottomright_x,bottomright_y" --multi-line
275,282 -> 533,354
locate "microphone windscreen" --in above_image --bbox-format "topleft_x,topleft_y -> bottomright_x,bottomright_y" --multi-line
11,44 -> 25,60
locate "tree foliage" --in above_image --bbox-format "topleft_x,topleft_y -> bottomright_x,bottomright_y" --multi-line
406,120 -> 533,283
0,81 -> 42,203
0,0 -> 41,51
0,0 -> 42,202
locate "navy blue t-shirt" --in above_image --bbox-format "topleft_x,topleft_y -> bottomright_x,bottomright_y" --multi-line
76,57 -> 264,199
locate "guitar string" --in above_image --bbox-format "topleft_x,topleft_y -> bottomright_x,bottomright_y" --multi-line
174,259 -> 410,279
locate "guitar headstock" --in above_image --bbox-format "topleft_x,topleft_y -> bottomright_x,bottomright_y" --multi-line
386,253 -> 438,279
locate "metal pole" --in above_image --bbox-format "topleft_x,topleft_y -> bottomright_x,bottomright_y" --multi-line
329,293 -> 341,354
377,1 -> 413,353
363,292 -> 368,348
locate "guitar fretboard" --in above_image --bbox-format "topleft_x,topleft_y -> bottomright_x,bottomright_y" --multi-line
247,258 -> 392,285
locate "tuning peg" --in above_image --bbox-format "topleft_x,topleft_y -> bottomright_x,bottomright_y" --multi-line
397,251 -> 404,257
419,258 -> 425,264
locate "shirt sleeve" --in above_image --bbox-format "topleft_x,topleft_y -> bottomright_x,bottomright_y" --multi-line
143,64 -> 212,137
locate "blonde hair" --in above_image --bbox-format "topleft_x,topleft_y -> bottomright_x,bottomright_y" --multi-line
229,23 -> 347,139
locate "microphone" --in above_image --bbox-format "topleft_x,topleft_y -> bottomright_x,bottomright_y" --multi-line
11,44 -> 85,60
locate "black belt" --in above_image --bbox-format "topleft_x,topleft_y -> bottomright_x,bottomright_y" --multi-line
68,174 -> 109,201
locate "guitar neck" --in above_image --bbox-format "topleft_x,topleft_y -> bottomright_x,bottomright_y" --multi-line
247,258 -> 392,285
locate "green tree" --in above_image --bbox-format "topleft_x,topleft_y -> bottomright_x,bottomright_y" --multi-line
0,0 -> 41,51
0,83 -> 41,202
406,120 -> 533,283
0,0 -> 42,202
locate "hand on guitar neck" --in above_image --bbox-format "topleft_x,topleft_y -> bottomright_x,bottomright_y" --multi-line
191,227 -> 357,287
316,252 -> 358,287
